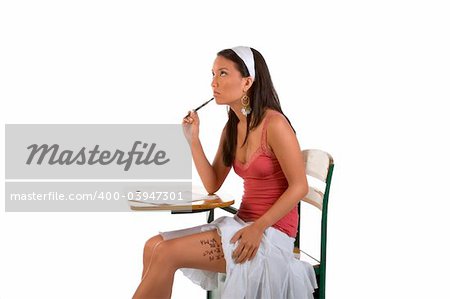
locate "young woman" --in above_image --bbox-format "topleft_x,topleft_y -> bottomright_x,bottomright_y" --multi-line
133,46 -> 318,299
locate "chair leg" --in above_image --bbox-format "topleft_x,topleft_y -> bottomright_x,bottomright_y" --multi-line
207,209 -> 214,223
207,288 -> 222,299
319,275 -> 325,299
313,274 -> 321,299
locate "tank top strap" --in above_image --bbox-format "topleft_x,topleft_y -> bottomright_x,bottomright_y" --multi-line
260,110 -> 277,153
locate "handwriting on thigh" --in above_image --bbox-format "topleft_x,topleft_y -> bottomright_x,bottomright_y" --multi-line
199,238 -> 224,262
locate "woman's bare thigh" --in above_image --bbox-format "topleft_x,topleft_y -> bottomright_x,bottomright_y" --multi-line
158,228 -> 226,273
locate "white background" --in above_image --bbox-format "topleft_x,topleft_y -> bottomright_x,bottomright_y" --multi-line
1,0 -> 449,298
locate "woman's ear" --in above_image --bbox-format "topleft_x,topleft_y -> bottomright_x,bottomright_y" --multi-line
243,77 -> 254,92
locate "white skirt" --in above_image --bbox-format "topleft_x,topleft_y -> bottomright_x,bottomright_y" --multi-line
159,214 -> 318,299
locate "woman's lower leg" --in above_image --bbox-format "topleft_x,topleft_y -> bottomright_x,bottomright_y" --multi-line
133,248 -> 176,299
141,236 -> 164,279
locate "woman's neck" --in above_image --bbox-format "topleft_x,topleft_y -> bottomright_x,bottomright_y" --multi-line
229,103 -> 248,124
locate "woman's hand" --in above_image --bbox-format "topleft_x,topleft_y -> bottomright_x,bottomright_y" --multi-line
182,110 -> 200,144
230,223 -> 265,264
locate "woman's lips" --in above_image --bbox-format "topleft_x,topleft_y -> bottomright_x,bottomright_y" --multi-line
214,91 -> 220,95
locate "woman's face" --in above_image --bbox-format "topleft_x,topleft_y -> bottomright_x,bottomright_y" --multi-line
211,55 -> 252,105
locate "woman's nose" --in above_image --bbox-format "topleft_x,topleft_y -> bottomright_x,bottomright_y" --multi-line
211,77 -> 218,88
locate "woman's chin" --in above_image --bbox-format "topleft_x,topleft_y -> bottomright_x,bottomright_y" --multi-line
214,96 -> 233,106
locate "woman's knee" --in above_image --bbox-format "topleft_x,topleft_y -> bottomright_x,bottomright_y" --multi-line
144,234 -> 164,257
151,240 -> 179,269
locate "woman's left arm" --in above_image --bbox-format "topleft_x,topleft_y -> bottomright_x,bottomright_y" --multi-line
253,114 -> 309,230
231,114 -> 309,263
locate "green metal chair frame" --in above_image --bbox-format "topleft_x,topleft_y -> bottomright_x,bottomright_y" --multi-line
206,148 -> 334,299
294,149 -> 334,299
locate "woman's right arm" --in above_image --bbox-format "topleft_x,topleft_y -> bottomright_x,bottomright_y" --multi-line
183,111 -> 231,194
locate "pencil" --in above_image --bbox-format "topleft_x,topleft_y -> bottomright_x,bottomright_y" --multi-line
185,97 -> 214,118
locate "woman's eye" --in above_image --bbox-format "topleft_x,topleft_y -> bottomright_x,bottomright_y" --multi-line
212,71 -> 227,77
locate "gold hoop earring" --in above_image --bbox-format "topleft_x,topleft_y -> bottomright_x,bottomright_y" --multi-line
240,94 -> 252,116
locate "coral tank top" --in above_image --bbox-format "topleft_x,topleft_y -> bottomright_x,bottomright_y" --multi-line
234,110 -> 299,238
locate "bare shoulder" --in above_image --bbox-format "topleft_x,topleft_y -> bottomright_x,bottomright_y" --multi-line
263,110 -> 296,155
265,110 -> 307,189
266,110 -> 293,134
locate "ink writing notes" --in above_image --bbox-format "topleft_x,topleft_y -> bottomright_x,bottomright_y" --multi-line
200,238 -> 224,262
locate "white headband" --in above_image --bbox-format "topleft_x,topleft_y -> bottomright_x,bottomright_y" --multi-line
231,46 -> 255,79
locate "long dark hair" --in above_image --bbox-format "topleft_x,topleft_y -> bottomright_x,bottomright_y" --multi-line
219,48 -> 296,167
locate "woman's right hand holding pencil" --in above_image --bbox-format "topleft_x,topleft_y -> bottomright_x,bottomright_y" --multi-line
182,110 -> 200,145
